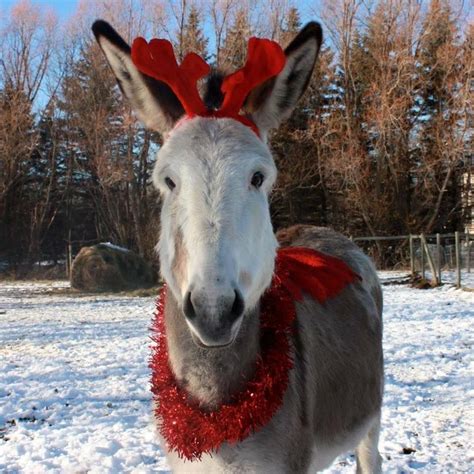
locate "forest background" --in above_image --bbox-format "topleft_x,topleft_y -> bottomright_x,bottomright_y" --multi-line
0,0 -> 472,274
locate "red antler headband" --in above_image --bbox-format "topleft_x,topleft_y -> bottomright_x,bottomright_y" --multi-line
131,37 -> 286,137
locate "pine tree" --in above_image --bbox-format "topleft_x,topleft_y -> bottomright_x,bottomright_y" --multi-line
59,40 -> 140,252
180,5 -> 209,60
0,85 -> 37,264
269,8 -> 329,229
221,9 -> 251,70
418,0 -> 454,113
415,0 -> 464,232
279,7 -> 301,45
26,103 -> 63,262
58,38 -> 162,260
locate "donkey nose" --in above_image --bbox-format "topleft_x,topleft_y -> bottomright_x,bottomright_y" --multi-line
230,289 -> 245,320
184,289 -> 244,323
183,289 -> 245,347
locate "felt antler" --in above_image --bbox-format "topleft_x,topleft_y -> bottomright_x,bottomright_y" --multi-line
130,36 -> 286,137
131,37 -> 210,117
219,38 -> 286,116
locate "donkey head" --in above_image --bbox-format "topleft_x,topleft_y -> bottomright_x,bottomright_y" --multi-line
92,20 -> 322,347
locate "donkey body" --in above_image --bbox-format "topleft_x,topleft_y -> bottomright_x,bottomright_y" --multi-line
93,18 -> 383,473
163,224 -> 383,474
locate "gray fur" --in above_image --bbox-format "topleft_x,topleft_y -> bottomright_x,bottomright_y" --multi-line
161,225 -> 383,473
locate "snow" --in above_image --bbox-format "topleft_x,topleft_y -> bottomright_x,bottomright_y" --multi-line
378,269 -> 474,289
0,276 -> 472,473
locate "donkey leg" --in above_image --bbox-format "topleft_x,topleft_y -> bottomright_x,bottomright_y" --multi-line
355,413 -> 382,474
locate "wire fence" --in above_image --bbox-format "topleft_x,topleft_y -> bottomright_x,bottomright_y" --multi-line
5,231 -> 472,290
352,231 -> 472,289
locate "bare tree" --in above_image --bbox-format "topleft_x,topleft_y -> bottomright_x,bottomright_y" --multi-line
1,0 -> 471,272
0,0 -> 58,265
209,0 -> 236,66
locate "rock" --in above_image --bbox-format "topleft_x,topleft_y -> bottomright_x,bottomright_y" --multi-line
71,243 -> 157,292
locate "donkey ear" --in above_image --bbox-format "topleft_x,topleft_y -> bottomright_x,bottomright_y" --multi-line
245,22 -> 322,134
92,20 -> 184,134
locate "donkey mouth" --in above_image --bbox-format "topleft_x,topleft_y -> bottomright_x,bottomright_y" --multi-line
186,316 -> 244,349
191,332 -> 236,349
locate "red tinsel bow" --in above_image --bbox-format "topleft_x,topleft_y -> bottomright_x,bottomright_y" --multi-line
131,37 -> 286,137
150,247 -> 360,461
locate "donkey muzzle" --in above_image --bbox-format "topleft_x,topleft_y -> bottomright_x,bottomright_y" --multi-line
183,288 -> 245,347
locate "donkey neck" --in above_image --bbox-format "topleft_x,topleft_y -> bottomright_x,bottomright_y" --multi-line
164,290 -> 261,410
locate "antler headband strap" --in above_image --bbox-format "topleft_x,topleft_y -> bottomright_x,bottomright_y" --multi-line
130,37 -> 286,137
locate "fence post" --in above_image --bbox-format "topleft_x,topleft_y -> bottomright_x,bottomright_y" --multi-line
420,234 -> 438,285
409,234 -> 414,276
455,231 -> 461,289
420,235 -> 425,280
65,242 -> 70,278
436,233 -> 442,285
467,231 -> 470,274
68,241 -> 73,280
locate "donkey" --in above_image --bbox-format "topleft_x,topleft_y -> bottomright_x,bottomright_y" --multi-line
92,19 -> 383,473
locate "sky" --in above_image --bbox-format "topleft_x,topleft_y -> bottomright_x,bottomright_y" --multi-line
0,0 -> 319,23
0,0 -> 320,111
0,0 -> 323,62
1,0 -> 79,20
0,0 -> 471,29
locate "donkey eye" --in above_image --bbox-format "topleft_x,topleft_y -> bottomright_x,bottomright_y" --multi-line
165,177 -> 176,191
251,171 -> 264,188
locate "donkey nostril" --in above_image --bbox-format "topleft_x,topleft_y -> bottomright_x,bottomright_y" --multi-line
183,291 -> 196,320
230,289 -> 245,319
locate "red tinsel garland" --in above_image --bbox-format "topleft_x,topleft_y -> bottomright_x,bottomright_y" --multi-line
150,247 -> 360,461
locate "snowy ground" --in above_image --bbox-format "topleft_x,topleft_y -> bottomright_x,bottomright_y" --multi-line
377,269 -> 474,289
0,276 -> 472,473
